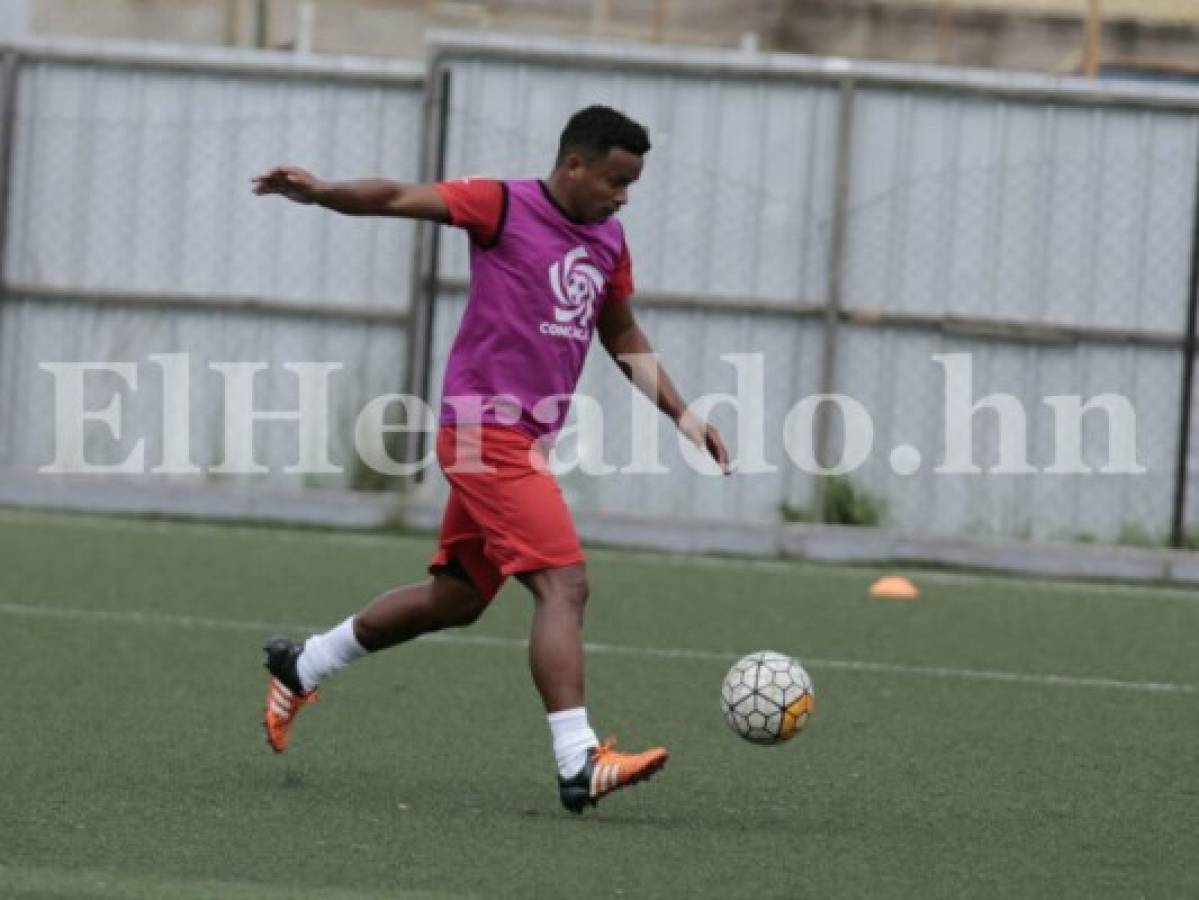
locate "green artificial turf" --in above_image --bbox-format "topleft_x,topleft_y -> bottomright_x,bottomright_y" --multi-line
0,509 -> 1196,899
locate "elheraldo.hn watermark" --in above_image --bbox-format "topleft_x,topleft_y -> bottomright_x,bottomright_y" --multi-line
36,352 -> 1146,478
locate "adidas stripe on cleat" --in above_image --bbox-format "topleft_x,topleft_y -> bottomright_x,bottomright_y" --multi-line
262,637 -> 317,754
557,738 -> 669,814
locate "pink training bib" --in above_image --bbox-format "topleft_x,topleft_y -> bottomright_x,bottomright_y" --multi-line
439,179 -> 628,439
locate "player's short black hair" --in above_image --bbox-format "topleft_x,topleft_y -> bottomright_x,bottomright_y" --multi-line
557,106 -> 651,163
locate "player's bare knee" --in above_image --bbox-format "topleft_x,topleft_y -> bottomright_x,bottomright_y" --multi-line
570,574 -> 590,609
447,593 -> 487,627
433,573 -> 487,628
568,567 -> 590,604
542,568 -> 589,612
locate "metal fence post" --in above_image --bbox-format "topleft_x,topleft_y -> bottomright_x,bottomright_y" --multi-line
1169,128 -> 1199,549
0,51 -> 19,299
812,76 -> 856,515
0,50 -> 20,468
254,0 -> 269,48
404,60 -> 452,483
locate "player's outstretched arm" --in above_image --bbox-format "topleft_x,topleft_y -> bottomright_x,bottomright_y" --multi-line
597,300 -> 732,475
251,165 -> 451,222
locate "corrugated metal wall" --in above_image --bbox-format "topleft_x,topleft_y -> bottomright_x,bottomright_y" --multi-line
3,35 -> 1199,546
439,60 -> 841,306
0,43 -> 424,487
844,90 -> 1198,332
837,87 -> 1199,541
424,41 -> 1199,543
431,57 -> 842,526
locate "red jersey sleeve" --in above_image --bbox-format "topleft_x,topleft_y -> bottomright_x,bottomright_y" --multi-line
434,178 -> 506,246
608,240 -> 635,303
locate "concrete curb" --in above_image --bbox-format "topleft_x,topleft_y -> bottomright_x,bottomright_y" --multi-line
4,473 -> 1199,585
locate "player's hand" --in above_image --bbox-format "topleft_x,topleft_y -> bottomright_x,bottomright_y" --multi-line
251,165 -> 323,204
679,413 -> 733,475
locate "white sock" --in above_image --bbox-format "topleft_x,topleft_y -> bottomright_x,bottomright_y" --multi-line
295,616 -> 369,692
548,707 -> 599,778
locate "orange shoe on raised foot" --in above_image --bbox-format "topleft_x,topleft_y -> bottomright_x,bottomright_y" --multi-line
557,738 -> 669,814
262,637 -> 317,754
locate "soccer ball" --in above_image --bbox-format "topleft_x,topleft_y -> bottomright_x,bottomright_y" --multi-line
721,651 -> 814,745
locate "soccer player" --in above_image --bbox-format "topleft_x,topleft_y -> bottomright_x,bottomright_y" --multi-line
251,105 -> 731,813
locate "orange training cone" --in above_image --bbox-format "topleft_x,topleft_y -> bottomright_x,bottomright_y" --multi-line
869,576 -> 919,600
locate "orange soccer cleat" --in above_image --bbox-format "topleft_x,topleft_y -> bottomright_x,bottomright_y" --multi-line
262,637 -> 317,754
557,738 -> 669,814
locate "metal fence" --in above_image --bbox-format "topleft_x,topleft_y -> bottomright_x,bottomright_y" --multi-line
417,32 -> 1199,546
0,38 -> 425,496
2,33 -> 1199,550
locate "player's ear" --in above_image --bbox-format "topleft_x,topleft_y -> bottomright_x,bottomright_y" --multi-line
563,151 -> 589,181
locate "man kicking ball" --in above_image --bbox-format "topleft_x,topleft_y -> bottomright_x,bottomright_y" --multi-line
252,105 -> 730,813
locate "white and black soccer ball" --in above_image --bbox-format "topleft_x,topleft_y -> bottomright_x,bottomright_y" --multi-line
721,651 -> 814,745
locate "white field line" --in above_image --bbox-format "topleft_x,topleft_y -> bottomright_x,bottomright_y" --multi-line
1,600 -> 1196,697
3,507 -> 1199,604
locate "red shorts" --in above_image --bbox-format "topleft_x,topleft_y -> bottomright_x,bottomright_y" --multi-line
429,425 -> 584,601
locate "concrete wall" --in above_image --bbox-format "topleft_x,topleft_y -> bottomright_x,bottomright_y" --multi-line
796,0 -> 1199,61
28,1 -> 787,58
781,1 -> 1199,74
27,1 -> 1199,75
33,0 -> 232,46
879,0 -> 1198,26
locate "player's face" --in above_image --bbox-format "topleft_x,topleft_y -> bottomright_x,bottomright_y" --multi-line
567,148 -> 643,223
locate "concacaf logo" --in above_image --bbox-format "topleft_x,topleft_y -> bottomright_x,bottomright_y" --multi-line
548,246 -> 605,332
